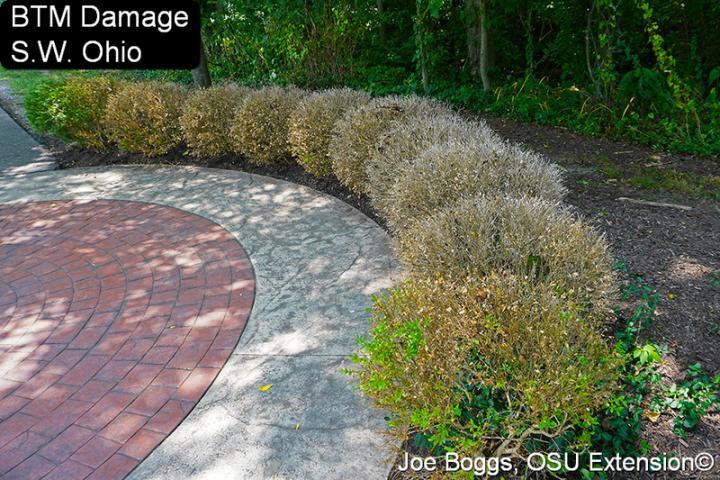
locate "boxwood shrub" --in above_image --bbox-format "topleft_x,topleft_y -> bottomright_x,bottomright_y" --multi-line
229,86 -> 307,165
104,81 -> 188,156
396,194 -> 615,309
180,84 -> 249,157
365,114 -> 499,219
24,76 -> 122,149
352,273 -> 620,457
289,88 -> 371,176
22,77 -> 623,460
382,139 -> 566,231
329,95 -> 451,194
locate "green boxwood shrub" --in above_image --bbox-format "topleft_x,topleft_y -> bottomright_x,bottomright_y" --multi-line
25,76 -> 122,149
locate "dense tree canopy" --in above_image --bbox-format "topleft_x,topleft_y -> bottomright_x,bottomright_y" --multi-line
187,0 -> 719,155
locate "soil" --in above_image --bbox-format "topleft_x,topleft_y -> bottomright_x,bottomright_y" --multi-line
487,119 -> 720,480
481,116 -> 720,177
30,114 -> 720,479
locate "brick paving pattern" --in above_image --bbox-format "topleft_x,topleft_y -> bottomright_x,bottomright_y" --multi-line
0,200 -> 255,479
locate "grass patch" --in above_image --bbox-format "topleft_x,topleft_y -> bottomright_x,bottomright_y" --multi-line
0,68 -> 74,98
598,160 -> 720,200
0,67 -> 123,98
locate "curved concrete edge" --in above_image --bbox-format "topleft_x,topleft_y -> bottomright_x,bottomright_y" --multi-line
0,165 -> 402,480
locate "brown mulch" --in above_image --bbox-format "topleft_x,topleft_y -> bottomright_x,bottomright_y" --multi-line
51,117 -> 720,479
484,117 -> 720,373
484,117 -> 720,479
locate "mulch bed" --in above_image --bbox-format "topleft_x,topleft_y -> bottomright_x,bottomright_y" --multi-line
47,117 -> 720,479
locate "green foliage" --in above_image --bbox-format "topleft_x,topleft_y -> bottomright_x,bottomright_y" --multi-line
22,1 -> 719,155
194,0 -> 720,157
203,1 -> 370,87
0,67 -> 99,98
351,274 -> 620,458
617,67 -> 673,114
435,75 -> 720,157
587,264 -> 719,457
652,364 -> 720,437
597,161 -> 720,200
637,2 -> 696,119
24,76 -> 122,149
709,272 -> 720,290
24,79 -> 66,136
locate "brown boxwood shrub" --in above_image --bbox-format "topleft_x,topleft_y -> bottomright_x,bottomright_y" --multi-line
396,194 -> 615,307
229,86 -> 307,165
180,84 -> 249,157
329,95 -> 452,194
352,273 -> 620,457
105,81 -> 188,156
288,88 -> 371,176
382,139 -> 566,231
25,76 -> 123,150
365,113 -> 499,210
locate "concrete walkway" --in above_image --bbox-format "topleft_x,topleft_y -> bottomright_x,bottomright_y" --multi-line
0,165 -> 400,479
0,107 -> 56,176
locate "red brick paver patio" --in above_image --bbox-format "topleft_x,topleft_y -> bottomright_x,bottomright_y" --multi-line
0,200 -> 255,480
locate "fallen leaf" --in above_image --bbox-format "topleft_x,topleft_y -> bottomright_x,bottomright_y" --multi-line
646,410 -> 661,423
294,423 -> 300,430
259,384 -> 273,392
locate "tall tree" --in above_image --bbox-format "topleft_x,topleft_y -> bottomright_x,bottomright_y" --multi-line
377,0 -> 387,44
465,0 -> 490,91
415,0 -> 431,94
193,0 -> 212,88
192,39 -> 212,88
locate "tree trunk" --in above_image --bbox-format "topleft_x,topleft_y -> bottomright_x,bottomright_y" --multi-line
479,0 -> 490,91
415,1 -> 430,94
466,0 -> 481,77
377,0 -> 387,44
418,32 -> 430,94
192,36 -> 212,88
466,0 -> 490,91
192,0 -> 212,88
